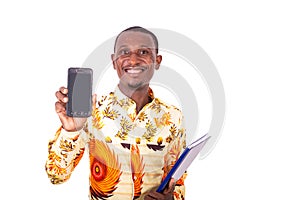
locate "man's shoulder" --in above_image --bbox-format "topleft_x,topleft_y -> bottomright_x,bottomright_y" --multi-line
153,98 -> 183,115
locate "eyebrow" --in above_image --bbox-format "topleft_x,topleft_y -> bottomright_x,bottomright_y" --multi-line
140,45 -> 154,49
117,45 -> 129,49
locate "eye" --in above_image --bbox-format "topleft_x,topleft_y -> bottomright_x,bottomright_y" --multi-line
138,49 -> 149,55
119,49 -> 130,55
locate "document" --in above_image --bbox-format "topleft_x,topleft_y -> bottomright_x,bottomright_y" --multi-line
156,134 -> 211,193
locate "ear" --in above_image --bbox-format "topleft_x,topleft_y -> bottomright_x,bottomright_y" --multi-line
155,55 -> 162,70
111,54 -> 116,70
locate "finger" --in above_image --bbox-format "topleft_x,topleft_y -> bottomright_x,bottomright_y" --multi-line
55,101 -> 69,126
164,178 -> 175,194
55,101 -> 66,114
59,86 -> 68,94
144,196 -> 155,200
92,94 -> 97,110
55,102 -> 77,131
169,178 -> 175,188
55,90 -> 68,103
148,192 -> 165,199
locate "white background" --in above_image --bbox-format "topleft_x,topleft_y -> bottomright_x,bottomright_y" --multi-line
1,0 -> 299,199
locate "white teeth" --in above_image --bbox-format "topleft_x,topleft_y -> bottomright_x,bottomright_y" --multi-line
126,69 -> 143,74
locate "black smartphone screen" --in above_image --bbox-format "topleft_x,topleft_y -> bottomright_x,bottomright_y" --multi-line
67,67 -> 93,117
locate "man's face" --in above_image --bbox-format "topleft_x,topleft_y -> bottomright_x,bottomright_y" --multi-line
112,31 -> 162,91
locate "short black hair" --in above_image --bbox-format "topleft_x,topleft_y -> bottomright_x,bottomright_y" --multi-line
114,26 -> 159,54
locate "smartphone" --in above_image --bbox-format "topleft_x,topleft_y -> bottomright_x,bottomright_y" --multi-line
66,67 -> 93,118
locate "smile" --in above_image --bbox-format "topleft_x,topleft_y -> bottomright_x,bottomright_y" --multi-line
126,69 -> 144,74
124,67 -> 146,74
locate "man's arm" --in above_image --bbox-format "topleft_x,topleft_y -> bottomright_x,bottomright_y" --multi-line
45,86 -> 96,184
45,126 -> 87,184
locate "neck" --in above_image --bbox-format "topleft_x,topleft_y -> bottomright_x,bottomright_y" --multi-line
118,84 -> 151,112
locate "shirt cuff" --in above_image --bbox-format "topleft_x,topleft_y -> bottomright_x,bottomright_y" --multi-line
60,128 -> 81,138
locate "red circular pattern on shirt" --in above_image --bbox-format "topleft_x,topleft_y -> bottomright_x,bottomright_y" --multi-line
91,159 -> 107,182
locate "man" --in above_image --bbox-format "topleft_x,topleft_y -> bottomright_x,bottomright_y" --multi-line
46,26 -> 186,200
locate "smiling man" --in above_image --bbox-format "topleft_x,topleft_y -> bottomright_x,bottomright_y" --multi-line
112,28 -> 162,112
46,26 -> 187,200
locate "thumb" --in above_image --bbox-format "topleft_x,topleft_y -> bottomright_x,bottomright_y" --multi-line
92,94 -> 97,110
169,178 -> 176,190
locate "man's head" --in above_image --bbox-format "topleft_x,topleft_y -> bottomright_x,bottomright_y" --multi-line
111,26 -> 162,92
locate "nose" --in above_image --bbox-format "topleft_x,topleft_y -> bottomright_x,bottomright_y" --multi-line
129,52 -> 139,66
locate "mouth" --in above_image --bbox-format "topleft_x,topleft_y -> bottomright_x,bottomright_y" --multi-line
123,67 -> 146,74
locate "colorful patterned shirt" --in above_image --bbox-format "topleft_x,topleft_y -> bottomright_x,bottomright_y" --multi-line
45,87 -> 187,200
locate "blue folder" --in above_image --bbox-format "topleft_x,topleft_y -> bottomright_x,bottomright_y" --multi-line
156,134 -> 211,193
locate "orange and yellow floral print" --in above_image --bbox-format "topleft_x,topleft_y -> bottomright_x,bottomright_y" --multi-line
46,152 -> 66,182
154,112 -> 172,128
89,139 -> 122,199
119,98 -> 134,111
162,137 -> 185,184
46,87 -> 187,199
116,116 -> 133,140
73,148 -> 85,168
157,137 -> 163,145
142,120 -> 157,142
137,112 -> 147,122
105,136 -> 112,143
149,99 -> 162,114
131,145 -> 145,199
175,172 -> 187,186
47,126 -> 62,152
92,108 -> 105,130
169,138 -> 182,162
128,112 -> 136,122
107,92 -> 119,106
166,124 -> 178,143
136,137 -> 141,144
102,106 -> 120,120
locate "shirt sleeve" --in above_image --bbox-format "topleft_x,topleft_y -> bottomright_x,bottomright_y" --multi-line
45,125 -> 88,184
164,113 -> 187,200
